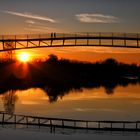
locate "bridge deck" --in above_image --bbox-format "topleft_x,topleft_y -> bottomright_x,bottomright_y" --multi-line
0,32 -> 139,51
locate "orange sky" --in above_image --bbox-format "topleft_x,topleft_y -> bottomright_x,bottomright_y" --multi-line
13,47 -> 140,65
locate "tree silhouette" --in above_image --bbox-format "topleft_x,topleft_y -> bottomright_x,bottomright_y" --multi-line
4,41 -> 15,61
2,90 -> 18,114
47,54 -> 58,62
0,56 -> 139,104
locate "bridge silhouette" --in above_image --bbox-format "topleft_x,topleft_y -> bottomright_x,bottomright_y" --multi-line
0,32 -> 140,52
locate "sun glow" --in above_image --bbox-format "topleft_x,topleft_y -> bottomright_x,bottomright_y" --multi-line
18,52 -> 30,62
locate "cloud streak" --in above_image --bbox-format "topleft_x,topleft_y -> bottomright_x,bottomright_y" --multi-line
76,13 -> 119,23
2,10 -> 57,23
26,20 -> 36,24
24,24 -> 62,33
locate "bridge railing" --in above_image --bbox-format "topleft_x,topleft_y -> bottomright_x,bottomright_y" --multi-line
112,33 -> 139,38
0,32 -> 139,40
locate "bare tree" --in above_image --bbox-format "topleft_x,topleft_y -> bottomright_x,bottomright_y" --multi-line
4,41 -> 15,61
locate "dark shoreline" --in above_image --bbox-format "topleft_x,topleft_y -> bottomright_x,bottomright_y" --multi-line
0,56 -> 140,102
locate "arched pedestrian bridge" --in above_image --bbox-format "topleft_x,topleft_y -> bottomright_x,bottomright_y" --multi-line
0,32 -> 140,51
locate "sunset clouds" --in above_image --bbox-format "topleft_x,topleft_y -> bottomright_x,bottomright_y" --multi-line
76,13 -> 119,23
0,0 -> 139,34
2,10 -> 57,23
2,10 -> 119,24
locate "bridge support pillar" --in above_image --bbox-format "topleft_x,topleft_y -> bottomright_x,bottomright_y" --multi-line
99,33 -> 101,46
137,34 -> 139,47
26,117 -> 28,126
124,40 -> 126,47
2,41 -> 4,50
75,34 -> 77,46
2,113 -> 5,125
51,39 -> 53,46
112,33 -> 114,46
27,35 -> 29,47
87,33 -> 89,45
86,121 -> 88,128
62,120 -> 64,127
137,40 -> 139,47
38,40 -> 41,47
2,36 -> 4,50
136,122 -> 138,130
111,123 -> 112,129
38,119 -> 40,128
87,39 -> 89,46
124,34 -> 127,47
98,122 -> 100,129
123,123 -> 125,129
99,39 -> 101,46
14,115 -> 16,124
74,121 -> 76,127
75,39 -> 77,46
62,39 -> 65,46
15,35 -> 17,48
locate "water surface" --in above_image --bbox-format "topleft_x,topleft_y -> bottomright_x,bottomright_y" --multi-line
0,83 -> 140,121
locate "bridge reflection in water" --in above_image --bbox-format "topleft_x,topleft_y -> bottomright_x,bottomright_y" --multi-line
0,32 -> 140,51
0,112 -> 140,133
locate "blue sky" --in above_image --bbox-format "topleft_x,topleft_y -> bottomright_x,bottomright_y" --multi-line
0,0 -> 140,34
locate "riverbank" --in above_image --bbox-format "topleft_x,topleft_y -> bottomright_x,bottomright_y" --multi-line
0,56 -> 140,102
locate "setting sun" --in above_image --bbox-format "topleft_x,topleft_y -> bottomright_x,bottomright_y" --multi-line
18,52 -> 30,62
